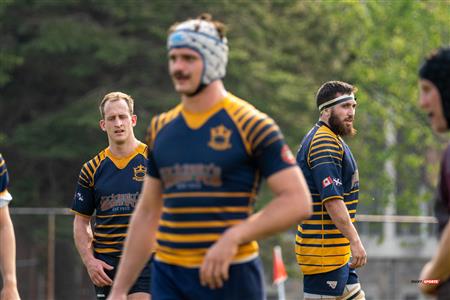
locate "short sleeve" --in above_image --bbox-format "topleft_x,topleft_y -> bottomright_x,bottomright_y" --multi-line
71,164 -> 95,216
251,117 -> 296,178
307,133 -> 344,203
0,154 -> 12,207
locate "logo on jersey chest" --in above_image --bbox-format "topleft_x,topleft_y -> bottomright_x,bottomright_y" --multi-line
133,164 -> 147,182
208,125 -> 232,151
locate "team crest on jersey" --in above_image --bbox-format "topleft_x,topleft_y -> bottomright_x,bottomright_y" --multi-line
132,164 -> 147,182
208,125 -> 232,151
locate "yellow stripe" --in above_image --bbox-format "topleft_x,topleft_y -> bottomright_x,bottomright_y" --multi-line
309,142 -> 341,153
163,192 -> 253,199
248,118 -> 273,143
0,160 -> 4,167
83,164 -> 94,179
157,232 -> 221,242
253,126 -> 279,149
162,207 -> 250,214
94,233 -> 127,238
155,242 -> 258,268
95,224 -> 129,228
96,213 -> 132,218
298,229 -> 342,235
159,219 -> 242,228
0,169 -> 7,176
322,195 -> 343,202
310,148 -> 343,156
70,210 -> 91,218
94,248 -> 121,254
344,190 -> 359,196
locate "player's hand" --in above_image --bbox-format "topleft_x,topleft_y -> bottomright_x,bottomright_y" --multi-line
86,258 -> 114,287
349,239 -> 367,269
0,284 -> 21,300
418,261 -> 439,295
200,229 -> 239,289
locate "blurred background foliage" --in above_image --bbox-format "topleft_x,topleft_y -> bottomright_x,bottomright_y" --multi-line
0,0 -> 449,282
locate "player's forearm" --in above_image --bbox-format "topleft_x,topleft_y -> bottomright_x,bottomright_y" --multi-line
0,208 -> 17,286
226,185 -> 312,245
325,199 -> 360,243
73,219 -> 95,266
112,206 -> 161,294
427,222 -> 450,280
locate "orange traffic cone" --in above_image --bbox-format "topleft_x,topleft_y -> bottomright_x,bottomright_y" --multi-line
273,245 -> 288,285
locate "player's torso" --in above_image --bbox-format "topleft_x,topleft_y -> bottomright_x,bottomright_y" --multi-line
92,154 -> 147,215
153,110 -> 257,194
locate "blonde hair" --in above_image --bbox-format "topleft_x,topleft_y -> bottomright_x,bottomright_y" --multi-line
99,92 -> 134,119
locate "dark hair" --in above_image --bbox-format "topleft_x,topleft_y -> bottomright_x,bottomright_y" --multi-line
419,47 -> 450,127
316,81 -> 357,109
168,13 -> 227,39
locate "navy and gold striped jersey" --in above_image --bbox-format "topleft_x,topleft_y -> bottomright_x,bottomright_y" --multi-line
0,154 -> 12,206
71,142 -> 148,257
146,93 -> 296,268
295,121 -> 359,275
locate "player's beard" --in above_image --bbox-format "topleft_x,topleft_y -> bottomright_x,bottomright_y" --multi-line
329,110 -> 357,137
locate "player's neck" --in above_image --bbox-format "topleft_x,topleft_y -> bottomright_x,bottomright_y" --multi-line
181,81 -> 227,113
108,137 -> 139,158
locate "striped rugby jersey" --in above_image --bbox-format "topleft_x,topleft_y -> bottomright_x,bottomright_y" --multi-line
146,92 -> 295,268
0,154 -> 12,206
71,142 -> 148,257
295,121 -> 359,275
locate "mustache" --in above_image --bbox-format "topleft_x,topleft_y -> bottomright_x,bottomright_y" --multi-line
172,71 -> 190,79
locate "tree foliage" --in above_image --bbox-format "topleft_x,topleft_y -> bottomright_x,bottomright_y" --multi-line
0,0 -> 448,215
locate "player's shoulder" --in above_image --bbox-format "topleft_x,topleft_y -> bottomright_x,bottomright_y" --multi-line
224,93 -> 270,122
136,141 -> 148,158
81,148 -> 108,173
312,123 -> 341,145
147,104 -> 183,145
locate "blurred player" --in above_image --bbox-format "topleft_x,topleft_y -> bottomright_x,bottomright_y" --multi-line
296,81 -> 366,299
71,92 -> 152,300
0,154 -> 20,300
108,13 -> 312,300
418,47 -> 450,299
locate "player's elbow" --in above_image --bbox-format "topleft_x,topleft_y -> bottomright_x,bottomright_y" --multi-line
294,188 -> 312,222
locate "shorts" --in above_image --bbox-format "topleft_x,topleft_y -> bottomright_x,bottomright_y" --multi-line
151,257 -> 265,300
303,263 -> 359,296
94,253 -> 153,299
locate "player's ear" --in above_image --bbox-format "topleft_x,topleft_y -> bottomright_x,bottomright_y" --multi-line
99,119 -> 106,131
131,114 -> 137,127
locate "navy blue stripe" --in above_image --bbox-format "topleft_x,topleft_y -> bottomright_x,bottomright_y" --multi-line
164,197 -> 250,208
242,114 -> 257,132
250,123 -> 273,145
162,212 -> 248,222
95,227 -> 128,235
299,263 -> 342,267
310,157 -> 342,168
298,233 -> 345,239
94,235 -> 126,242
157,240 -> 213,249
309,150 -> 341,161
158,226 -> 227,234
300,224 -> 338,230
247,118 -> 265,139
94,241 -> 123,248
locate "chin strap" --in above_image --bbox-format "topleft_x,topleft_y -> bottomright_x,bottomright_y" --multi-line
186,83 -> 207,97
